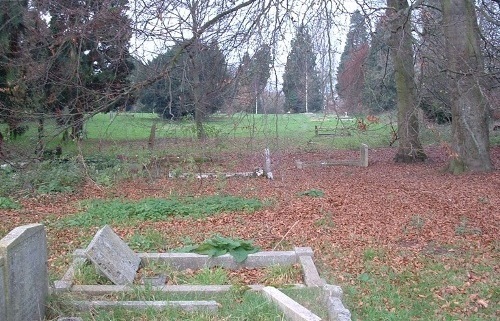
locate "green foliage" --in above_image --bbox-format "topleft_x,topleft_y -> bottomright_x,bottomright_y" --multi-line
0,160 -> 84,196
138,40 -> 229,119
73,262 -> 113,286
362,18 -> 397,112
0,196 -> 20,209
32,161 -> 84,194
283,25 -> 323,113
64,196 -> 263,227
235,45 -> 272,113
178,235 -> 260,263
127,229 -> 169,252
298,189 -> 324,197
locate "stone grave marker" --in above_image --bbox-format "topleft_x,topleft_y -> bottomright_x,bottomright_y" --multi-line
85,225 -> 141,285
0,223 -> 48,321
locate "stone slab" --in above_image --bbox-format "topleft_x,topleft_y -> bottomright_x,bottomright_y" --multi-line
0,223 -> 48,321
85,225 -> 141,285
326,296 -> 351,321
294,247 -> 314,257
139,250 -> 297,270
71,300 -> 219,312
299,255 -> 325,287
262,286 -> 322,321
70,283 -> 279,296
0,256 -> 6,321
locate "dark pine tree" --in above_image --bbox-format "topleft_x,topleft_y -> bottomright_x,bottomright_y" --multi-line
283,25 -> 323,113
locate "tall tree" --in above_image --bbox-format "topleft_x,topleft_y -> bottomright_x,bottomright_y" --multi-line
0,0 -> 28,137
362,17 -> 397,113
283,25 -> 323,113
418,0 -> 452,124
386,0 -> 427,162
442,0 -> 493,172
235,44 -> 272,113
336,10 -> 370,113
46,0 -> 134,139
140,40 -> 229,122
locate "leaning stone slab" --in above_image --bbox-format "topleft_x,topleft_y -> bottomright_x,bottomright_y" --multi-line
85,225 -> 141,285
71,300 -> 219,313
262,286 -> 322,321
0,223 -> 48,321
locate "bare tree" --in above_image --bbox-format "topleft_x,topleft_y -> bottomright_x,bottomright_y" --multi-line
386,0 -> 427,162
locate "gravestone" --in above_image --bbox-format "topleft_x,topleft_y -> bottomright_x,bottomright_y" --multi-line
0,223 -> 48,321
85,225 -> 141,285
0,256 -> 6,321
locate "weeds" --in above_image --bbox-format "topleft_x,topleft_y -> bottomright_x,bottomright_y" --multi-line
63,196 -> 263,227
298,189 -> 324,197
0,196 -> 21,209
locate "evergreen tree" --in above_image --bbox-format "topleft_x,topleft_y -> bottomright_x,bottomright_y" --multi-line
336,10 -> 370,113
283,25 -> 322,113
0,0 -> 28,136
46,0 -> 134,138
140,40 -> 229,120
235,44 -> 272,113
362,17 -> 397,113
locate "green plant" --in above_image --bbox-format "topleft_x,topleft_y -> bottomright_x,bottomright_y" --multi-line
63,195 -> 263,227
261,264 -> 302,287
0,196 -> 20,209
32,161 -> 84,194
73,262 -> 113,285
298,189 -> 324,197
182,267 -> 229,285
127,229 -> 169,252
177,235 -> 260,263
455,217 -> 482,236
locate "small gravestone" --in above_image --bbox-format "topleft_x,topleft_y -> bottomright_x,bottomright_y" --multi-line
85,225 -> 141,285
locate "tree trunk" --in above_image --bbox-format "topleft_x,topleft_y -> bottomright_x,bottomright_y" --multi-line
387,0 -> 427,163
441,0 -> 492,173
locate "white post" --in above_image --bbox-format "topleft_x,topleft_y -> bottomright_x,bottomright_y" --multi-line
264,148 -> 273,179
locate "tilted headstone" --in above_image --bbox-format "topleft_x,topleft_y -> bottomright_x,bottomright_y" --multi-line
85,225 -> 141,285
0,223 -> 48,321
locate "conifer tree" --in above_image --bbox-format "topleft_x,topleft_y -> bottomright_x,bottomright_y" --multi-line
283,25 -> 322,113
336,10 -> 370,113
362,17 -> 397,113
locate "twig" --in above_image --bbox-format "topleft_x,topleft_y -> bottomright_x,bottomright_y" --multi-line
273,220 -> 300,251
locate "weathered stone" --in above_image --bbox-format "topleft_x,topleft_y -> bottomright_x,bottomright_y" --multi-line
0,224 -> 48,321
299,255 -> 326,287
262,286 -> 322,321
139,250 -> 297,270
360,144 -> 368,167
85,225 -> 141,285
326,296 -> 352,321
71,300 -> 219,312
294,247 -> 314,257
0,256 -> 6,321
